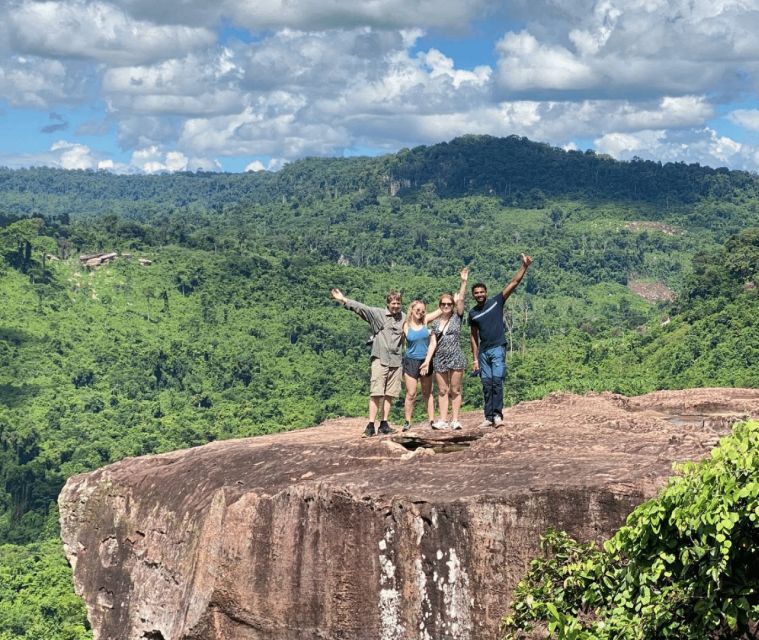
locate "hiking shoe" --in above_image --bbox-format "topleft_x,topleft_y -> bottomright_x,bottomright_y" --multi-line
402,421 -> 411,432
477,419 -> 494,428
450,420 -> 462,430
363,423 -> 376,438
493,415 -> 504,427
378,421 -> 395,435
431,420 -> 449,430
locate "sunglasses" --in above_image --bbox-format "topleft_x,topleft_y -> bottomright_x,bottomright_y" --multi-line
440,302 -> 453,307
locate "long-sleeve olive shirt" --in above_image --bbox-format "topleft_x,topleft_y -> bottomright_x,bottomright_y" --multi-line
343,298 -> 405,367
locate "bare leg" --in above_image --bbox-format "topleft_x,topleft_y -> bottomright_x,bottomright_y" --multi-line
369,395 -> 382,422
382,396 -> 393,421
435,371 -> 450,422
404,374 -> 418,423
421,373 -> 435,422
449,369 -> 464,421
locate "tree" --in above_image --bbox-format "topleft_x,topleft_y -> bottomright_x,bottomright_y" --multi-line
502,420 -> 759,640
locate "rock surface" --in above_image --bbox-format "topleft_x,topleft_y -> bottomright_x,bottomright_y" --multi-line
59,388 -> 759,640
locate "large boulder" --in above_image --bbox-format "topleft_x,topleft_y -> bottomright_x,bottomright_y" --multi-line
59,388 -> 759,640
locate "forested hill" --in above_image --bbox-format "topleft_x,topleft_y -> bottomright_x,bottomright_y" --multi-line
2,135 -> 759,223
0,135 -> 758,638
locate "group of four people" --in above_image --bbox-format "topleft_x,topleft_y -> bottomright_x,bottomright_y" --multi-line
330,254 -> 533,437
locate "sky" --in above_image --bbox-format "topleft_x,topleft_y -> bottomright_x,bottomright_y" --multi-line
3,0 -> 759,174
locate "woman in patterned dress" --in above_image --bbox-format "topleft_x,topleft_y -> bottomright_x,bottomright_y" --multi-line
422,267 -> 469,430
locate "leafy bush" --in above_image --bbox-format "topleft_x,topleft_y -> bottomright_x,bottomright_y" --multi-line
0,538 -> 90,640
502,420 -> 759,639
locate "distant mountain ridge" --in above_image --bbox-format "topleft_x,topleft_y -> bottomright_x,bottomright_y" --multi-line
1,135 -> 758,221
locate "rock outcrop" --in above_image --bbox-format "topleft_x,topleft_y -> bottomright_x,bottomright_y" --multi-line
59,388 -> 759,640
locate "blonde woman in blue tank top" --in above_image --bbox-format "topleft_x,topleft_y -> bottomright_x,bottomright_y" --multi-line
401,300 -> 439,431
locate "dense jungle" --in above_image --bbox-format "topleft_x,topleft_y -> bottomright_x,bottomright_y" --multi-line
0,135 -> 758,639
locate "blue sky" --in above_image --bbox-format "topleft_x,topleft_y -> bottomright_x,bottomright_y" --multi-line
2,0 -> 759,173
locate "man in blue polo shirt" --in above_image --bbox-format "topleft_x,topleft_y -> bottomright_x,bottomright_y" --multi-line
468,254 -> 532,428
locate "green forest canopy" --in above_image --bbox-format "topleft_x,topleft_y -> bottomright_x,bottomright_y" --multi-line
0,135 -> 757,638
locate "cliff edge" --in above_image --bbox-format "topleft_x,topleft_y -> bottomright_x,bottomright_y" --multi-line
59,388 -> 759,640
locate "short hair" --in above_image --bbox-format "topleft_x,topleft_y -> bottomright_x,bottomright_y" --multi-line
386,290 -> 402,303
471,282 -> 488,294
438,292 -> 455,305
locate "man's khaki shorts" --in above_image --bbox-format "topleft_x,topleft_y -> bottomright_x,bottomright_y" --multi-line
370,358 -> 402,398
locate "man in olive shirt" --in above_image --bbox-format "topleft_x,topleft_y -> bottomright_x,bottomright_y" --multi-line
330,288 -> 405,437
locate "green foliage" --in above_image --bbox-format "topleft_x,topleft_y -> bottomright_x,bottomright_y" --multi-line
0,146 -> 756,548
0,538 -> 90,640
682,228 -> 759,306
0,136 -> 758,639
502,420 -> 759,640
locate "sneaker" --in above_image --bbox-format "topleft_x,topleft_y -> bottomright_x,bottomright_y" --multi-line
431,419 -> 449,430
402,421 -> 411,432
363,423 -> 376,438
477,419 -> 494,428
450,420 -> 462,430
378,421 -> 395,435
493,415 -> 504,427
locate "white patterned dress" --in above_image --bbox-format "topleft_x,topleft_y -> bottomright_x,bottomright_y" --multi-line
430,313 -> 466,373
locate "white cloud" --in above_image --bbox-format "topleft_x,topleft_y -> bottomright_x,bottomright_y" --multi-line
133,146 -> 182,172
417,49 -> 491,89
494,1 -> 759,98
419,97 -> 711,148
2,0 -> 759,172
90,0 -> 496,30
0,139 -> 220,173
594,127 -> 757,169
0,140 -> 121,170
167,28 -> 496,159
608,96 -> 714,131
709,129 -> 743,161
244,160 -> 267,172
7,0 -> 214,65
244,158 -> 284,172
568,1 -> 621,57
130,145 -> 221,172
496,31 -> 597,91
114,115 -> 183,150
728,108 -> 759,132
595,130 -> 666,157
180,106 -> 352,158
222,0 -> 494,31
103,48 -> 243,116
50,140 -> 102,169
0,56 -> 76,107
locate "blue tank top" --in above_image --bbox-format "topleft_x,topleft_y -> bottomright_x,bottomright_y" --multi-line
405,325 -> 430,359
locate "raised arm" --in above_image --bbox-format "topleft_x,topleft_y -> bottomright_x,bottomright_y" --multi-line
454,266 -> 469,315
330,288 -> 347,304
424,307 -> 443,324
502,254 -> 533,300
330,288 -> 380,327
